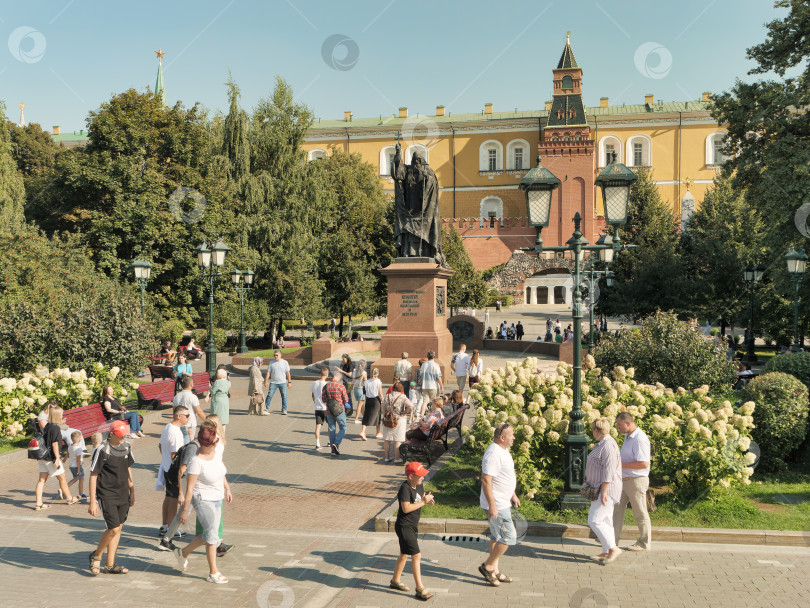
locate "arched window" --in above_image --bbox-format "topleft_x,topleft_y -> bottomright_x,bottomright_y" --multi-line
379,145 -> 396,175
598,135 -> 622,167
308,149 -> 328,161
506,139 -> 530,171
405,144 -> 429,164
626,135 -> 652,167
478,140 -> 503,171
562,75 -> 573,90
705,131 -> 728,165
480,196 -> 503,224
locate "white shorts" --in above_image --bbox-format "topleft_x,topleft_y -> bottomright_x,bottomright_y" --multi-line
38,460 -> 65,478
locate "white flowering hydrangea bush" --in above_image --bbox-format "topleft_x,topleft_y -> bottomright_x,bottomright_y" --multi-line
466,356 -> 757,503
0,363 -> 134,438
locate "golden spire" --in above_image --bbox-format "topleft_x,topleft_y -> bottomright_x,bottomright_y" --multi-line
566,30 -> 571,44
155,48 -> 165,64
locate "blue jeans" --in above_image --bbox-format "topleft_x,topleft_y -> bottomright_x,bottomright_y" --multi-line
265,383 -> 288,412
326,412 -> 347,446
122,412 -> 140,433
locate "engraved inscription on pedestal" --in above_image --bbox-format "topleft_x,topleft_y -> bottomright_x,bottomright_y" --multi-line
395,289 -> 424,318
436,286 -> 446,317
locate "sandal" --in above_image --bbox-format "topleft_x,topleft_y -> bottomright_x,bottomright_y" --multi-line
103,564 -> 128,574
207,571 -> 228,584
415,588 -> 434,601
478,563 -> 500,587
88,552 -> 101,575
34,504 -> 51,511
494,571 -> 513,583
389,580 -> 410,591
66,497 -> 80,505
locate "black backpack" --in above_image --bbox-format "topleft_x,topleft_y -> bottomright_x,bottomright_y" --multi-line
166,441 -> 198,483
27,420 -> 52,461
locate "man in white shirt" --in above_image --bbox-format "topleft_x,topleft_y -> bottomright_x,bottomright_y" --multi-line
310,366 -> 329,450
478,423 -> 519,586
419,350 -> 443,406
156,405 -> 188,538
172,375 -> 206,442
613,412 -> 652,551
264,350 -> 292,415
452,344 -> 470,392
393,352 -> 412,385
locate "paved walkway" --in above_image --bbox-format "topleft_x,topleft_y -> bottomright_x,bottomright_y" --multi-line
0,355 -> 807,606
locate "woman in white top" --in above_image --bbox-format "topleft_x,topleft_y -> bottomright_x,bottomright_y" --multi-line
176,426 -> 232,584
466,349 -> 483,387
352,360 -> 368,424
360,368 -> 383,440
381,382 -> 414,463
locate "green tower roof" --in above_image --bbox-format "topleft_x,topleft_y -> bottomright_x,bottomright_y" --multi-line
154,49 -> 166,105
556,32 -> 578,69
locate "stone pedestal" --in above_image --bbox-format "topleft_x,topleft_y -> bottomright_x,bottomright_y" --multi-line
372,259 -> 454,383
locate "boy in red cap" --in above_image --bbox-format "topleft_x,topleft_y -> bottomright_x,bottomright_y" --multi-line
390,461 -> 435,601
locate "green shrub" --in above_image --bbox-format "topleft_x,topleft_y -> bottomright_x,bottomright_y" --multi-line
733,334 -> 742,346
160,319 -> 186,345
742,372 -> 809,470
710,328 -> 720,337
486,293 -> 514,307
592,311 -> 737,392
370,325 -> 379,333
763,351 -> 810,392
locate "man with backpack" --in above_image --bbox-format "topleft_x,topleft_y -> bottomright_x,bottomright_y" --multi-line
322,370 -> 349,456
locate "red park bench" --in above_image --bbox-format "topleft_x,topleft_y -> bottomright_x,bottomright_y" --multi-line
62,402 -> 143,439
136,371 -> 210,409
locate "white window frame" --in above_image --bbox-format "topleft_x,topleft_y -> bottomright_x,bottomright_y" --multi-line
598,135 -> 622,167
308,148 -> 328,161
405,143 -> 429,164
379,145 -> 397,175
478,139 -> 503,171
506,139 -> 530,171
480,196 -> 503,220
625,134 -> 652,167
705,131 -> 728,166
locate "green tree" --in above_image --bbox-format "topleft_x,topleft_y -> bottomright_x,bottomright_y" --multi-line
680,176 -> 767,334
601,169 -> 684,319
442,225 -> 489,313
6,120 -> 64,212
0,102 -> 26,230
312,148 -> 395,331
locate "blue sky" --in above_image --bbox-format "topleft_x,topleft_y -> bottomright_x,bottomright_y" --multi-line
0,0 -> 788,132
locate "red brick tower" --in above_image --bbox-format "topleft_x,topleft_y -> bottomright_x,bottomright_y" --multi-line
537,33 -> 596,246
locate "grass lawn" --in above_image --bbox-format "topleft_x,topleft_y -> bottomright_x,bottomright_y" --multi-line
0,436 -> 28,455
421,445 -> 810,530
248,347 -> 307,358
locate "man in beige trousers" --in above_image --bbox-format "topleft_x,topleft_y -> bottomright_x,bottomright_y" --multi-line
613,412 -> 652,551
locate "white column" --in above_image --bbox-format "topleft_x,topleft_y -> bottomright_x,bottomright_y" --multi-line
546,285 -> 554,305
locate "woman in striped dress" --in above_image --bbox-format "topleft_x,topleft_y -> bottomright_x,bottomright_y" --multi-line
585,417 -> 623,564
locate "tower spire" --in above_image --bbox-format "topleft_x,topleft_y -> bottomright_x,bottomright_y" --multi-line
18,103 -> 25,128
154,48 -> 166,105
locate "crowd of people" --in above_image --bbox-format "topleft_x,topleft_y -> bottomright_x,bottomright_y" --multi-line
27,338 -> 655,596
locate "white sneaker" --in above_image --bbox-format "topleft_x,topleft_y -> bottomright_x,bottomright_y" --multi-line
173,547 -> 188,571
354,420 -> 361,424
315,444 -> 321,450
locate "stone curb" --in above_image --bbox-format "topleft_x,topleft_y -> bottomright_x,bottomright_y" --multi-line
0,408 -> 168,470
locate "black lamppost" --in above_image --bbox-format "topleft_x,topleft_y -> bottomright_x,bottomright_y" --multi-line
585,234 -> 614,351
196,239 -> 230,373
130,259 -> 152,316
742,264 -> 765,361
785,248 -> 807,352
520,152 -> 637,509
230,269 -> 254,354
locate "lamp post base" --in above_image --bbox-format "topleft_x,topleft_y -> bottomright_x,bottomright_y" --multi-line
238,330 -> 248,354
559,493 -> 591,511
206,346 -> 218,374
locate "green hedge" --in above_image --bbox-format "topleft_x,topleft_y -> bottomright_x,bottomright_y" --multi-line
763,351 -> 810,392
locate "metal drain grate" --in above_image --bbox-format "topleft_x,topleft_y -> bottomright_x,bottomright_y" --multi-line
442,535 -> 484,543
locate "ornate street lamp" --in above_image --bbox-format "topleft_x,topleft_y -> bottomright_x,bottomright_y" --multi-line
519,156 -> 561,251
785,248 -> 807,352
742,264 -> 765,361
197,238 -> 230,373
231,269 -> 254,354
523,152 -> 638,509
130,259 -> 152,316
